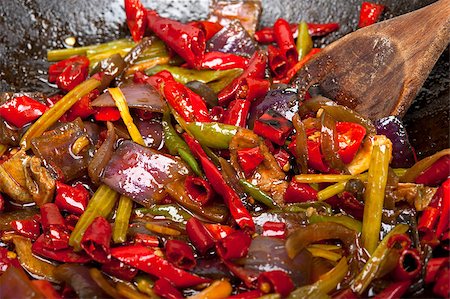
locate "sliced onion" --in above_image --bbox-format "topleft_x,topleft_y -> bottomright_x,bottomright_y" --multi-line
88,122 -> 117,185
101,140 -> 190,206
374,116 -> 416,168
91,83 -> 164,112
207,20 -> 257,58
135,119 -> 164,150
248,88 -> 298,128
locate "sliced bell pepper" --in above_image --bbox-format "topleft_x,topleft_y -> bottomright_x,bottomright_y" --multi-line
236,147 -> 265,177
253,109 -> 294,146
0,95 -> 48,128
48,55 -> 90,92
336,122 -> 367,164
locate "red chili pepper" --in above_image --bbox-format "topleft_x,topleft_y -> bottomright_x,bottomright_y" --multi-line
273,148 -> 291,170
268,45 -> 288,78
48,56 -> 90,92
65,214 -> 80,232
415,155 -> 450,186
111,245 -> 210,288
124,0 -> 147,42
32,234 -> 91,263
55,181 -> 89,215
40,203 -> 70,251
236,78 -> 271,103
216,230 -> 251,260
186,217 -> 215,254
257,270 -> 294,297
205,223 -> 235,240
373,281 -> 410,299
228,290 -> 263,299
253,109 -> 293,146
236,147 -> 265,177
163,80 -> 211,122
254,23 -> 340,43
387,233 -> 412,250
64,89 -> 99,121
441,230 -> 450,251
358,2 -> 385,28
222,99 -> 251,128
332,289 -> 359,299
80,216 -> 112,263
185,176 -> 214,205
0,95 -> 48,128
153,278 -> 183,299
273,18 -> 298,66
184,134 -> 255,232
94,107 -> 121,122
211,106 -> 225,122
101,258 -> 138,281
218,50 -> 267,106
336,191 -> 365,220
10,217 -> 40,241
201,52 -> 249,70
189,21 -> 223,40
30,281 -> 61,299
262,221 -> 287,239
284,181 -> 318,203
279,48 -> 321,84
392,248 -> 422,281
147,10 -> 205,69
432,260 -> 450,298
165,239 -> 196,270
0,194 -> 4,213
336,122 -> 366,164
425,257 -> 448,284
0,247 -> 21,273
435,179 -> 450,238
141,70 -> 175,91
134,233 -> 160,247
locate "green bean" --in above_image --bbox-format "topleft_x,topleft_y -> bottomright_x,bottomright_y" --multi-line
20,77 -> 101,150
113,195 -> 133,244
309,214 -> 362,232
69,184 -> 119,251
239,180 -> 277,209
352,224 -> 409,295
361,136 -> 392,254
296,21 -> 313,60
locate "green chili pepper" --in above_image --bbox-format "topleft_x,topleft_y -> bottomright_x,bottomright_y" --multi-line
134,276 -> 158,298
352,224 -> 409,295
400,148 -> 450,183
185,122 -> 239,149
361,136 -> 392,254
146,65 -> 243,93
296,21 -> 313,60
113,195 -> 133,244
309,214 -> 362,232
239,180 -> 277,209
162,109 -> 203,177
136,204 -> 192,223
282,202 -> 332,214
69,184 -> 119,251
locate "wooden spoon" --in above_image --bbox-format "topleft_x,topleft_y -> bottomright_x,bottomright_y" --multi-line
293,0 -> 450,120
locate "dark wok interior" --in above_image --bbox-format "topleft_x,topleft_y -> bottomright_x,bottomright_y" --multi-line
0,0 -> 448,158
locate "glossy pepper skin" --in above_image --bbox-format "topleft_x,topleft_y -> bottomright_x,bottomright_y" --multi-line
336,122 -> 366,164
358,2 -> 385,28
64,89 -> 99,121
147,10 -> 205,69
32,234 -> 91,263
55,181 -> 89,215
0,95 -> 47,128
184,134 -> 255,232
80,216 -> 112,263
415,155 -> 450,186
111,245 -> 210,288
284,181 -> 318,203
278,48 -> 321,84
254,22 -> 340,43
10,217 -> 41,241
163,80 -> 211,122
153,278 -> 183,299
223,99 -> 251,128
236,78 -> 271,103
93,107 -> 121,121
218,50 -> 267,106
236,147 -> 265,177
124,0 -> 147,42
257,270 -> 294,297
373,281 -> 410,299
48,56 -> 89,92
216,230 -> 252,260
40,203 -> 70,251
189,21 -> 223,40
268,45 -> 288,78
201,52 -> 249,70
186,217 -> 216,254
262,221 -> 286,239
185,176 -> 214,205
165,239 -> 196,270
273,18 -> 298,66
253,109 -> 294,146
